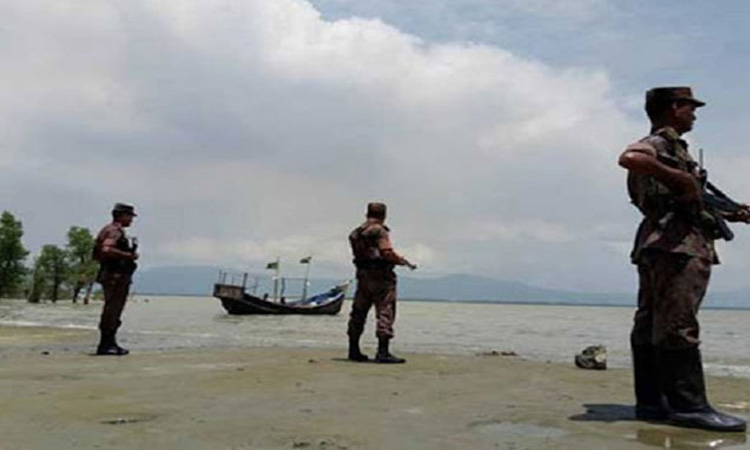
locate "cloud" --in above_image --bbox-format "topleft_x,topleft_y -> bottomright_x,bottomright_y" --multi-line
312,0 -> 611,24
5,0 -> 721,292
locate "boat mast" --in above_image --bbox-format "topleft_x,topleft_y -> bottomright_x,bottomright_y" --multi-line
301,255 -> 312,300
272,257 -> 280,301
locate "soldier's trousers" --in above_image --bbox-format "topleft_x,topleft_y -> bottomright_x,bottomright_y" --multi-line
631,251 -> 711,350
347,270 -> 397,340
98,272 -> 132,333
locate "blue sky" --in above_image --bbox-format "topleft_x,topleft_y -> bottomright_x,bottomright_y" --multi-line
311,0 -> 750,146
310,1 -> 750,85
1,0 -> 749,294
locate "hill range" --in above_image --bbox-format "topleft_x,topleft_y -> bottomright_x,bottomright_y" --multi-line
133,265 -> 750,309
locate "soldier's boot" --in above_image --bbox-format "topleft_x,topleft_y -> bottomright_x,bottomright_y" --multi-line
111,331 -> 129,356
347,336 -> 368,362
660,347 -> 746,431
375,338 -> 405,364
96,330 -> 129,356
96,330 -> 116,355
632,342 -> 669,420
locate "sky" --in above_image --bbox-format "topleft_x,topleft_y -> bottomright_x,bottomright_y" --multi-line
2,0 -> 750,293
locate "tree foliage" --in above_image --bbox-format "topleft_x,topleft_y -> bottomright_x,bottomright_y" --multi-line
27,255 -> 47,303
34,245 -> 69,303
65,226 -> 97,303
0,211 -> 29,298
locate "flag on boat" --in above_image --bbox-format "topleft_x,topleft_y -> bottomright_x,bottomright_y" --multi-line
299,256 -> 312,264
265,261 -> 279,270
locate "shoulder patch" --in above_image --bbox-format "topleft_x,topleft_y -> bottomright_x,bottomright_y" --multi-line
642,134 -> 672,157
101,224 -> 123,240
625,141 -> 657,156
362,223 -> 386,237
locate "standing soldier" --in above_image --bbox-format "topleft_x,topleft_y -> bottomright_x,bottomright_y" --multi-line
92,203 -> 139,356
347,202 -> 416,364
618,87 -> 749,431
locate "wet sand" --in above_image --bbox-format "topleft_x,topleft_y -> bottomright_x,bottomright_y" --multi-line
1,325 -> 749,450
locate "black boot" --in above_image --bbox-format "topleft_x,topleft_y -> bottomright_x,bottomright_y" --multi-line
375,338 -> 405,364
96,330 -> 115,355
96,330 -> 129,356
632,343 -> 668,420
660,347 -> 745,432
348,336 -> 368,362
111,331 -> 129,355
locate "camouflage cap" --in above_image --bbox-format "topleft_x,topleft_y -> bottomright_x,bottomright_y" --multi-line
112,202 -> 137,216
366,202 -> 387,219
646,87 -> 706,108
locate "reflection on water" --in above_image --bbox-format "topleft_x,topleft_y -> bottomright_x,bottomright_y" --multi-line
719,402 -> 750,413
471,420 -> 568,439
2,296 -> 750,377
636,427 -> 747,449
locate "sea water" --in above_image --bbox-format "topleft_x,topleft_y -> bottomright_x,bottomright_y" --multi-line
1,296 -> 749,378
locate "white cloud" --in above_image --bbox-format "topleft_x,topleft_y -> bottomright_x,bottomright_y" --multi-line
464,220 -> 579,244
2,0 -> 667,291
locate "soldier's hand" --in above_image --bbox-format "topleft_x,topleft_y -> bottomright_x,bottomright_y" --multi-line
727,204 -> 750,224
741,204 -> 750,224
405,261 -> 417,271
132,252 -> 140,261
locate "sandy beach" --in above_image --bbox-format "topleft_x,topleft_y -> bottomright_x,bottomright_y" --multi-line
1,325 -> 749,450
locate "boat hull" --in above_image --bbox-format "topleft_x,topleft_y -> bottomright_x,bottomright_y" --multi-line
213,282 -> 347,315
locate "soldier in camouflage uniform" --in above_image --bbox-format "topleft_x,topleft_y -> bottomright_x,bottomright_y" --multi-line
92,203 -> 139,356
347,202 -> 416,364
619,87 -> 749,431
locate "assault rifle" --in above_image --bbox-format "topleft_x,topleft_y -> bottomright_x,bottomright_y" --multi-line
123,236 -> 139,275
695,149 -> 745,241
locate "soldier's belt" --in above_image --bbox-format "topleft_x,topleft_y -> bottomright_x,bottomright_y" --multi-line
100,260 -> 137,275
353,259 -> 394,270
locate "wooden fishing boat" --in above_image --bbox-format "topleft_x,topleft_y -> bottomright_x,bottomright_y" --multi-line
213,271 -> 349,315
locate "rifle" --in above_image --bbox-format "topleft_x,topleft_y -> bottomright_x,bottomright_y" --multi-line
696,149 -> 744,241
123,236 -> 139,275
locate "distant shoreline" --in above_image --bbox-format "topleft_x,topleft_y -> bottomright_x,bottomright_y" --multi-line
124,293 -> 750,311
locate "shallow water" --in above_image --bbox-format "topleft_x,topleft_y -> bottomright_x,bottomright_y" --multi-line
471,421 -> 568,440
2,296 -> 750,378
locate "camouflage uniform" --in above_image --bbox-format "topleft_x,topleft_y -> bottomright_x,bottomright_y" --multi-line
347,219 -> 398,340
94,222 -> 136,334
623,88 -> 746,431
626,126 -> 716,350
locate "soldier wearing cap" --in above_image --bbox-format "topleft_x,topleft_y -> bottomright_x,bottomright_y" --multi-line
92,203 -> 139,356
618,87 -> 749,431
347,202 -> 416,364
